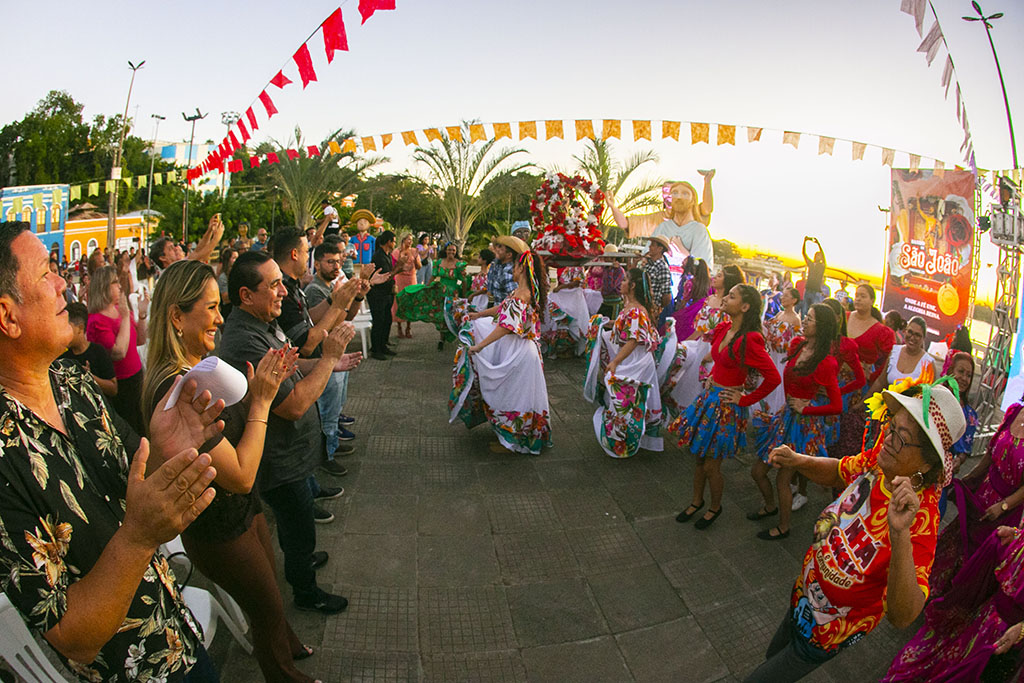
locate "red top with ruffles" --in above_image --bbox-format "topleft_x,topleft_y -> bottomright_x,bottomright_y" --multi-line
783,337 -> 842,416
709,320 -> 781,407
846,317 -> 895,383
834,336 -> 867,396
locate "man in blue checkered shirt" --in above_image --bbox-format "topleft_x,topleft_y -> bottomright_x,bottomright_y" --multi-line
486,236 -> 520,304
642,235 -> 673,324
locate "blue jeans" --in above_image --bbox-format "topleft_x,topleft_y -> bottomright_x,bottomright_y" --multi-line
259,478 -> 317,600
316,371 -> 348,458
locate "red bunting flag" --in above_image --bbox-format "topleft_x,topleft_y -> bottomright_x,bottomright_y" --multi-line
246,107 -> 258,131
266,152 -> 280,164
259,90 -> 278,118
228,131 -> 241,151
250,156 -> 261,169
238,120 -> 251,143
322,8 -> 349,62
293,44 -> 317,89
307,145 -> 320,157
270,70 -> 292,89
286,149 -> 300,160
228,159 -> 243,173
359,0 -> 395,24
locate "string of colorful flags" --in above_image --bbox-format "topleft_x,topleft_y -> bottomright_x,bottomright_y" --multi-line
189,0 -> 395,182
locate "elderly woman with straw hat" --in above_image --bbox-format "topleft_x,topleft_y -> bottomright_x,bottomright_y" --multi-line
743,375 -> 966,683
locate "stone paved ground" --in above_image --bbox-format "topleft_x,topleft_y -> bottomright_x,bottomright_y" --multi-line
208,322 -> 921,682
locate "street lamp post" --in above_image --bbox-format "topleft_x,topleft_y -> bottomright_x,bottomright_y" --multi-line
144,114 -> 165,246
220,111 -> 241,199
182,108 -> 207,242
107,59 -> 145,250
963,1 -> 1018,169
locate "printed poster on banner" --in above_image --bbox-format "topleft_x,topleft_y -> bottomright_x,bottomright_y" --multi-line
882,169 -> 975,341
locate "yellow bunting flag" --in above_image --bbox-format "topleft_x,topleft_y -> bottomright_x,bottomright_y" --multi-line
691,123 -> 709,144
545,120 -> 563,140
1013,168 -> 1020,184
783,131 -> 800,149
747,127 -> 762,142
662,121 -> 680,140
424,128 -> 443,143
881,148 -> 895,166
493,122 -> 512,140
575,119 -> 595,141
519,121 -> 537,140
469,124 -> 486,142
445,126 -> 463,142
138,176 -> 147,189
818,136 -> 835,155
934,160 -> 945,177
852,142 -> 866,161
70,186 -> 81,201
601,119 -> 621,139
52,189 -> 62,204
401,131 -> 419,145
717,125 -> 736,146
153,174 -> 162,186
909,154 -> 921,172
342,139 -> 357,153
32,194 -> 43,210
122,176 -> 132,186
381,133 -> 393,148
12,197 -> 22,213
362,137 -> 377,151
328,140 -> 343,154
88,182 -> 100,196
166,171 -> 177,182
633,120 -> 651,141
105,180 -> 116,192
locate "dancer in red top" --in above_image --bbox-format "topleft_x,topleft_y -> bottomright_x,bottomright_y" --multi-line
671,284 -> 781,529
821,297 -> 867,451
749,304 -> 842,540
834,284 -> 894,459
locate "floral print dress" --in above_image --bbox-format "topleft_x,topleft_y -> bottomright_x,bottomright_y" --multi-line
583,306 -> 664,458
448,296 -> 552,454
396,260 -> 470,340
542,266 -> 590,357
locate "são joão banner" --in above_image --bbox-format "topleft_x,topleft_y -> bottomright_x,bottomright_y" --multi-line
882,169 -> 975,342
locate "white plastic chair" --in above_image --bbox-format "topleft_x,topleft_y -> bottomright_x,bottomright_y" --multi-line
160,537 -> 253,655
352,301 -> 372,356
0,592 -> 70,682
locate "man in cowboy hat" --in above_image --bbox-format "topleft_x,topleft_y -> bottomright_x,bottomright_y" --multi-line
348,209 -> 377,266
488,235 -> 528,305
641,235 -> 672,321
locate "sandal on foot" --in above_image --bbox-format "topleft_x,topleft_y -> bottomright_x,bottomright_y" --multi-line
675,501 -> 705,523
756,527 -> 790,541
294,644 -> 315,661
746,506 -> 779,521
694,507 -> 723,530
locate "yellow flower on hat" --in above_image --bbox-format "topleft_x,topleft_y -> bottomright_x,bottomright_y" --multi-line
863,364 -> 936,422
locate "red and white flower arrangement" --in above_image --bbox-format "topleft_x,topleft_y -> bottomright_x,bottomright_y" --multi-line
529,172 -> 606,259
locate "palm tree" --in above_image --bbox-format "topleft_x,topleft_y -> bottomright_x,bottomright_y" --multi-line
573,138 -> 665,244
414,122 -> 533,248
266,126 -> 385,228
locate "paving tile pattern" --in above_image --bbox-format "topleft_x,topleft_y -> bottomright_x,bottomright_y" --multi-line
208,323 -> 924,681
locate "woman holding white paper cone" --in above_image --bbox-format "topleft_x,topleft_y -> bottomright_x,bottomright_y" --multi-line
143,260 -> 320,683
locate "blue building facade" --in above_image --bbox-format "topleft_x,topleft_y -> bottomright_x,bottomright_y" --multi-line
1,184 -> 70,260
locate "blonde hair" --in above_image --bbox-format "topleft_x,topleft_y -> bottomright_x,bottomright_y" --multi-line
87,266 -> 119,313
668,181 -> 711,226
141,260 -> 218,429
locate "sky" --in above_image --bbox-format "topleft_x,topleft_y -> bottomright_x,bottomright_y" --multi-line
4,0 -> 1022,295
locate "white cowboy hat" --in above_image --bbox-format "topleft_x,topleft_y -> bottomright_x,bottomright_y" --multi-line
883,384 -> 966,487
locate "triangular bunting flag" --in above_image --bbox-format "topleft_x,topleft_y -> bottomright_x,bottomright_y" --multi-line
934,160 -> 945,177
900,0 -> 927,36
941,56 -> 954,96
747,127 -> 762,142
691,123 -> 709,144
328,140 -> 342,154
575,120 -> 595,141
286,149 -> 300,161
11,197 -> 22,213
88,182 -> 100,196
105,180 -> 115,192
359,0 -> 395,25
783,131 -> 800,149
342,139 -> 357,153
545,120 -> 564,140
716,124 -> 735,146
307,145 -> 321,157
917,21 -> 943,66
909,154 -> 921,172
322,8 -> 349,63
519,121 -> 537,140
818,136 -> 835,155
32,194 -> 43,209
229,131 -> 241,151
424,128 -> 442,143
238,120 -> 251,143
167,171 -> 177,182
445,126 -> 463,142
601,120 -> 621,139
293,44 -> 318,88
154,174 -> 163,186
259,90 -> 278,118
633,120 -> 651,141
881,148 -> 895,166
70,186 -> 81,201
250,155 -> 261,168
852,141 -> 866,160
138,176 -> 147,189
469,125 -> 486,142
493,123 -> 511,140
362,137 -> 377,151
246,107 -> 259,131
52,189 -> 62,204
270,70 -> 292,89
381,133 -> 393,147
401,130 -> 418,145
122,176 -> 131,186
662,121 -> 680,140
267,153 -> 280,164
228,159 -> 243,173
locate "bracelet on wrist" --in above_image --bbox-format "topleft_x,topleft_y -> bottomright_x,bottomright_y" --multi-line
247,417 -> 268,424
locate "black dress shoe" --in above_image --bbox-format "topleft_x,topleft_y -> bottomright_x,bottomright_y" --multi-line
371,352 -> 388,361
694,507 -> 723,530
383,348 -> 397,356
294,588 -> 348,614
314,485 -> 344,500
320,460 -> 348,476
310,551 -> 329,570
675,500 -> 705,523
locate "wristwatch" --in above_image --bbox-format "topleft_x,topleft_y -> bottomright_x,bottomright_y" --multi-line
1002,500 -> 1010,512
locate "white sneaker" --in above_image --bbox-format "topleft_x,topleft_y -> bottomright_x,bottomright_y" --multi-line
791,493 -> 808,511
